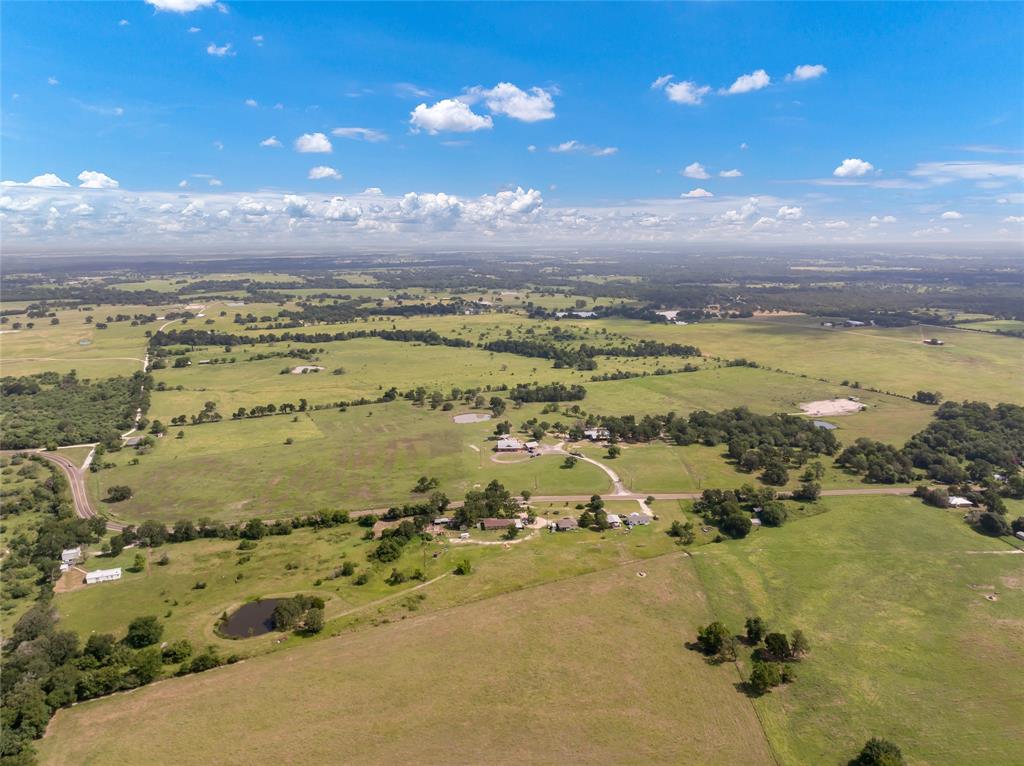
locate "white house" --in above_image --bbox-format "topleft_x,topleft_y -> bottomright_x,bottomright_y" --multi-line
85,568 -> 122,585
606,513 -> 622,528
626,512 -> 650,527
61,547 -> 82,565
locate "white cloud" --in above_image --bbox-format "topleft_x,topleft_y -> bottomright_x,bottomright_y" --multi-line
940,210 -> 963,220
664,80 -> 711,106
719,169 -> 743,178
913,226 -> 951,237
213,140 -> 224,151
206,42 -> 234,57
207,178 -> 222,187
718,198 -> 761,224
48,76 -> 59,86
682,188 -> 713,198
550,140 -> 618,157
823,220 -> 849,229
466,82 -> 555,122
527,145 -> 537,153
178,180 -> 189,188
294,132 -> 332,153
308,166 -> 341,180
27,173 -> 71,188
1003,215 -> 1024,223
244,98 -> 258,107
260,136 -> 282,148
332,127 -> 387,142
909,161 -> 1024,184
409,98 -> 492,134
145,0 -> 217,11
777,205 -> 803,220
236,197 -> 269,216
787,64 -> 827,82
650,74 -> 674,90
682,162 -> 710,180
188,26 -> 200,33
740,142 -> 749,150
119,19 -> 130,26
395,82 -> 431,99
722,69 -> 771,95
869,215 -> 897,227
322,197 -> 362,221
78,102 -> 125,117
833,158 -> 874,177
252,34 -> 263,46
77,171 -> 119,189
273,103 -> 284,110
362,187 -> 383,196
72,203 -> 95,215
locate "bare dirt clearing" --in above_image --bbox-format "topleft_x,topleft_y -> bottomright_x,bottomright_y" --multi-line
800,398 -> 866,417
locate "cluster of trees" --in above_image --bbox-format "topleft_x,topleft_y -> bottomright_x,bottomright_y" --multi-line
148,327 -> 471,351
508,382 -> 587,403
693,486 -> 795,538
836,439 -> 917,484
2,606 -> 234,765
270,595 -> 325,634
371,519 -> 429,564
481,338 -> 701,371
577,495 -> 611,530
0,371 -> 151,449
694,617 -> 809,695
452,480 -> 521,528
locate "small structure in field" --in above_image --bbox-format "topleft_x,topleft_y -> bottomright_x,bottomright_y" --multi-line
843,319 -> 867,327
433,517 -> 451,527
812,420 -> 838,430
626,512 -> 650,527
606,513 -> 622,528
583,427 -> 610,441
924,338 -> 945,346
495,437 -> 525,451
524,440 -> 540,451
1016,531 -> 1024,541
948,496 -> 975,508
552,518 -> 579,532
85,568 -> 122,585
124,436 -> 143,447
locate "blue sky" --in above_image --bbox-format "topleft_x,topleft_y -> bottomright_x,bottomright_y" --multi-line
2,1 -> 1023,249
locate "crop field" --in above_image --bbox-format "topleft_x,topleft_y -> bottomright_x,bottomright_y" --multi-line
41,553 -> 776,766
693,495 -> 1024,765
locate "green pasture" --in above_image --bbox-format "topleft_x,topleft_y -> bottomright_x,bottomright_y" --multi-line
694,495 -> 1024,765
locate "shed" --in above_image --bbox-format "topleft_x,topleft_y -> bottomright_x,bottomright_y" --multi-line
606,513 -> 622,528
479,518 -> 516,531
553,518 -> 579,531
433,517 -> 451,527
124,436 -> 143,447
495,437 -> 524,451
85,568 -> 122,585
812,420 -> 838,430
948,496 -> 975,508
61,547 -> 82,565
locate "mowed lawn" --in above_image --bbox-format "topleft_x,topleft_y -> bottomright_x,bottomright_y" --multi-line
693,496 -> 1024,765
39,554 -> 776,766
570,315 -> 1024,405
86,403 -> 612,524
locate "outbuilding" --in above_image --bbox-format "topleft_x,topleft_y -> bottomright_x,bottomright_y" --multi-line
626,512 -> 650,527
61,547 -> 82,565
606,513 -> 622,528
85,568 -> 122,585
583,427 -> 610,441
495,437 -> 525,451
948,496 -> 975,508
552,518 -> 579,532
479,518 -> 517,531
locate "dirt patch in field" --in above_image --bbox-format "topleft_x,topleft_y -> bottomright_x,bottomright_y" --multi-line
290,365 -> 324,374
53,568 -> 87,594
800,398 -> 865,417
452,412 -> 492,424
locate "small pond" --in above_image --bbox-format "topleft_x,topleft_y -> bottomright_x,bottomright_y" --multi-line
220,599 -> 281,638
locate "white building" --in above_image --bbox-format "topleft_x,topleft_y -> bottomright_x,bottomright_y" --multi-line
495,437 -> 524,451
85,568 -> 122,585
948,496 -> 974,508
583,427 -> 610,441
61,547 -> 82,565
606,514 -> 622,528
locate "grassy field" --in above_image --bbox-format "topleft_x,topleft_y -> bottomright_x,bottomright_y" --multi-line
40,553 -> 776,766
954,319 -> 1024,334
693,495 -> 1024,765
86,403 -> 613,524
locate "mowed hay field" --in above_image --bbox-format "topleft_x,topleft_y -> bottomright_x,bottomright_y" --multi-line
572,315 -> 1024,405
40,554 -> 776,766
694,496 -> 1024,765
86,403 -> 613,524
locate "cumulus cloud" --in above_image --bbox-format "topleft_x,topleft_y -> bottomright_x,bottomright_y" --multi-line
682,188 -> 713,198
940,210 -> 963,220
655,79 -> 711,106
332,127 -> 387,142
1003,215 -> 1024,223
777,205 -> 803,220
252,34 -> 264,46
650,74 -> 674,90
718,198 -> 760,224
722,69 -> 770,94
787,64 -> 827,82
77,171 -> 119,189
27,173 -> 71,188
409,99 -> 492,134
119,19 -> 130,26
207,178 -> 222,187
719,169 -> 743,178
833,158 -> 874,177
206,42 -> 234,57
145,0 -> 217,11
869,215 -> 897,227
294,132 -> 332,153
48,76 -> 59,86
244,98 -> 258,107
308,166 -> 341,180
549,140 -> 618,157
260,136 -> 282,148
466,83 -> 555,122
682,162 -> 710,180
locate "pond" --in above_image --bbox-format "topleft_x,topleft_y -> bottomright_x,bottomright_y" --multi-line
220,599 -> 281,638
